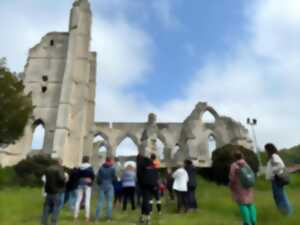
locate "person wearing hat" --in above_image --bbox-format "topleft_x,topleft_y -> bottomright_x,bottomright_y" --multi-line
95,157 -> 117,221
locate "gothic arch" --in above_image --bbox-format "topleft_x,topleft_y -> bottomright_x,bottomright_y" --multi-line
115,133 -> 140,149
155,137 -> 165,160
201,107 -> 220,123
94,131 -> 110,147
156,132 -> 168,146
207,133 -> 217,157
115,136 -> 139,157
32,119 -> 45,130
31,119 -> 46,151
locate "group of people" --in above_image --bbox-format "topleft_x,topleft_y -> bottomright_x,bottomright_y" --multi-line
229,143 -> 293,225
40,153 -> 198,225
40,142 -> 293,225
136,154 -> 198,224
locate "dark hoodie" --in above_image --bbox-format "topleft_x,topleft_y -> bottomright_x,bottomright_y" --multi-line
44,164 -> 66,194
66,167 -> 80,192
97,162 -> 117,191
142,158 -> 160,188
78,163 -> 95,186
136,154 -> 145,186
185,163 -> 197,189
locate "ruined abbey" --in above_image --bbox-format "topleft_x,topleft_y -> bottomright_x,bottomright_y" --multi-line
0,0 -> 253,168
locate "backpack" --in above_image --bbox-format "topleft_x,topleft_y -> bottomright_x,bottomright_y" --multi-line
238,164 -> 256,188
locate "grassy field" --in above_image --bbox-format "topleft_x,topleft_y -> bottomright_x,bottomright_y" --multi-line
0,175 -> 299,225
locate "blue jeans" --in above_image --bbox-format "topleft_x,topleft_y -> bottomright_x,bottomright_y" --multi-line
41,194 -> 61,225
59,192 -> 65,209
65,190 -> 78,211
96,186 -> 114,220
272,180 -> 293,215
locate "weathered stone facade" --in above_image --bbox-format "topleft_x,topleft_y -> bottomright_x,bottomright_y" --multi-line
0,0 -> 253,168
0,0 -> 96,167
92,102 -> 252,168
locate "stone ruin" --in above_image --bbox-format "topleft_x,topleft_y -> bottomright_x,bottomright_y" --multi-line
0,0 -> 253,168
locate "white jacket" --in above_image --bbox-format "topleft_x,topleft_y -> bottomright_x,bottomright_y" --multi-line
172,167 -> 189,192
265,153 -> 285,180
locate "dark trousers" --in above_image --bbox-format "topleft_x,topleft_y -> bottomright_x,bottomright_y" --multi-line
175,190 -> 188,213
114,191 -> 123,206
141,186 -> 161,216
187,187 -> 198,209
136,184 -> 142,207
167,185 -> 174,200
41,194 -> 61,225
123,187 -> 136,210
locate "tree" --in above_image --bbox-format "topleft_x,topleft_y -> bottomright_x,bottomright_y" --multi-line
0,59 -> 33,146
211,144 -> 259,185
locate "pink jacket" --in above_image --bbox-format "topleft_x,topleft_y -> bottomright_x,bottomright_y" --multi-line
229,159 -> 254,204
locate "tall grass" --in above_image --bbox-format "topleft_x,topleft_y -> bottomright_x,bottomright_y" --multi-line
0,174 -> 299,225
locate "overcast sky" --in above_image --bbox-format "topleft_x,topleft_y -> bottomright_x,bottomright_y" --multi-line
1,0 -> 300,151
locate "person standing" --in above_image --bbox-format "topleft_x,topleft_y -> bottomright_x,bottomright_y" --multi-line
229,151 -> 257,225
140,157 -> 161,224
74,156 -> 95,222
113,157 -> 123,207
166,168 -> 174,201
95,157 -> 117,221
184,159 -> 198,211
265,143 -> 293,215
65,167 -> 79,211
41,158 -> 66,225
172,162 -> 189,213
136,153 -> 145,207
121,164 -> 136,211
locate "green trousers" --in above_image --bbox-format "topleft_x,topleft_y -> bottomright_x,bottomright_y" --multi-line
239,204 -> 257,225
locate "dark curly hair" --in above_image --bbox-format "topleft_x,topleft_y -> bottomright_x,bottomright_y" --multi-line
264,143 -> 278,157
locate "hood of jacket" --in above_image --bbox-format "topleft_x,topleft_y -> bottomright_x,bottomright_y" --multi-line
103,162 -> 113,169
80,163 -> 92,170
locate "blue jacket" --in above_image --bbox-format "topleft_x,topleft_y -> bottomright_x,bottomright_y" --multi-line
97,163 -> 116,190
121,170 -> 136,188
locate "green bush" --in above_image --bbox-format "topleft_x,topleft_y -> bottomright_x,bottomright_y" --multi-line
211,144 -> 259,185
14,154 -> 56,187
0,166 -> 17,189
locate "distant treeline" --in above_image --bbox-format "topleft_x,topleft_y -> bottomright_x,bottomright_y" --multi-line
259,144 -> 300,166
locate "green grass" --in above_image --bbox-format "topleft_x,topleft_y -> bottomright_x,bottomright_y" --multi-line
0,175 -> 299,225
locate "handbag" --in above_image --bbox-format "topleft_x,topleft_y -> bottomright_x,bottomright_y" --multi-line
275,168 -> 290,186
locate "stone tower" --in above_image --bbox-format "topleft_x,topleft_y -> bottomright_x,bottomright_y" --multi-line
0,0 -> 97,167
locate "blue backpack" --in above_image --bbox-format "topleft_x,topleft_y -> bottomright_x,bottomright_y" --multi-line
238,164 -> 256,188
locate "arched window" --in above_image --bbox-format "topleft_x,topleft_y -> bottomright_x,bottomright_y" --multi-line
208,135 -> 217,157
116,137 -> 138,157
98,145 -> 108,157
32,121 -> 45,151
93,134 -> 105,143
172,144 -> 180,158
202,111 -> 216,123
93,134 -> 107,156
155,138 -> 165,160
